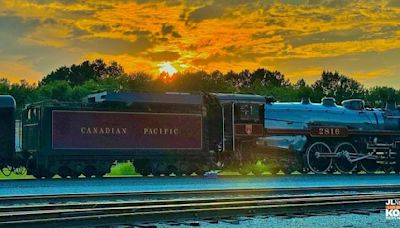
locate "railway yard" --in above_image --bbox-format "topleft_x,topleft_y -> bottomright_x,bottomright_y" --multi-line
1,175 -> 400,227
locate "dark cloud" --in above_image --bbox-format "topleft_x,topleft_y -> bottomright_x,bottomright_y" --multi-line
123,30 -> 151,36
90,24 -> 111,32
260,48 -> 400,82
387,0 -> 400,7
251,31 -> 276,40
0,16 -> 40,55
161,24 -> 174,35
73,36 -> 153,55
286,27 -> 398,48
146,51 -> 180,61
71,27 -> 91,37
135,0 -> 181,7
188,4 -> 225,22
161,23 -> 181,38
0,16 -> 39,37
287,0 -> 351,7
28,0 -> 80,4
186,0 -> 270,23
191,49 -> 266,66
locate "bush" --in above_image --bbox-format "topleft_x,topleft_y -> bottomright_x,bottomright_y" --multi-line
109,162 -> 136,176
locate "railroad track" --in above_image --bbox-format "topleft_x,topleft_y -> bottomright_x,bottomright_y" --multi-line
1,185 -> 399,227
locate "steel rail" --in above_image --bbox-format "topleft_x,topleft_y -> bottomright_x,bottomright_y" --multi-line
1,184 -> 400,206
0,192 -> 398,226
0,192 -> 395,213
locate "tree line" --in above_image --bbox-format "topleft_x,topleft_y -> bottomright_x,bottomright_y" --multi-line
1,59 -> 399,111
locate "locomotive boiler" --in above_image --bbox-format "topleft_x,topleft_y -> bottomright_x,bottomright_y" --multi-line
257,97 -> 400,174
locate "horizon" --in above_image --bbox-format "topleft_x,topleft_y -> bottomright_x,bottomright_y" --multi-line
0,0 -> 399,88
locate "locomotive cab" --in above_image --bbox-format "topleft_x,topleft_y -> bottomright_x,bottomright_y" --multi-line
208,94 -> 265,152
0,95 -> 16,166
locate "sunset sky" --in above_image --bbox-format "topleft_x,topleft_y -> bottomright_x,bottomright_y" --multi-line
0,0 -> 399,87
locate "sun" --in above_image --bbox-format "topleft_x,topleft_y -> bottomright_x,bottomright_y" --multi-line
158,62 -> 177,75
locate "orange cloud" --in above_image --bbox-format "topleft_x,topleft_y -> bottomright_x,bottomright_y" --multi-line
0,0 -> 399,87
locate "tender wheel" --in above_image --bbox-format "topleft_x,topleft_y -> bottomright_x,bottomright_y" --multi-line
267,164 -> 280,175
83,165 -> 96,178
135,160 -> 151,177
58,166 -> 72,178
251,168 -> 262,176
334,142 -> 357,173
306,142 -> 333,174
195,169 -> 206,176
151,162 -> 166,177
281,166 -> 295,175
251,161 -> 264,176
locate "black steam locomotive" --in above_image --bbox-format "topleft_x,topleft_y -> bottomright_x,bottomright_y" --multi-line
0,91 -> 399,178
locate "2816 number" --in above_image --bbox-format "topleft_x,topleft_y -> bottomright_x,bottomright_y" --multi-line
310,127 -> 348,137
319,128 -> 341,136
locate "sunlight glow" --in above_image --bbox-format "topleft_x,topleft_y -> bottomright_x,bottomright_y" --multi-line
158,62 -> 177,75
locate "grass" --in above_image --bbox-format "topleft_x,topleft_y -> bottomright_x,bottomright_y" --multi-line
108,162 -> 137,176
0,162 -> 138,179
0,170 -> 32,179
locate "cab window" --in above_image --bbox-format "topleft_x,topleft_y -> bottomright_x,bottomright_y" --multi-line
235,104 -> 262,123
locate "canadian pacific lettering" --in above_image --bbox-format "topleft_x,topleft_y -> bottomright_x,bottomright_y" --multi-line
80,127 -> 127,135
143,128 -> 179,135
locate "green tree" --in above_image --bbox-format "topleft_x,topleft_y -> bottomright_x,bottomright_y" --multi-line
9,80 -> 37,109
40,59 -> 124,86
251,68 -> 290,88
37,80 -> 72,101
365,86 -> 400,108
0,78 -> 10,94
312,71 -> 365,103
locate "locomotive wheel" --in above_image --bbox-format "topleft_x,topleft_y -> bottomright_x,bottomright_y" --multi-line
334,143 -> 357,174
360,157 -> 380,174
299,167 -> 310,174
306,142 -> 333,174
383,166 -> 394,174
394,167 -> 400,174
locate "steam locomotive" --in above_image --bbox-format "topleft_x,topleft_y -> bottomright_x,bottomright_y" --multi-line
0,91 -> 399,178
